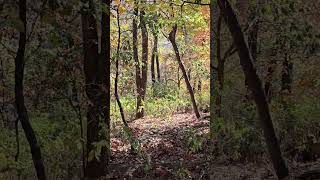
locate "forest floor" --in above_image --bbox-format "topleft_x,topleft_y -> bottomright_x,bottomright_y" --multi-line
109,113 -> 320,179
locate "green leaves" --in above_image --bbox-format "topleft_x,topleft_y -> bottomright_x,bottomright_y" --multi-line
261,3 -> 272,15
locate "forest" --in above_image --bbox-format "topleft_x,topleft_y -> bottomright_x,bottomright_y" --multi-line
0,0 -> 320,179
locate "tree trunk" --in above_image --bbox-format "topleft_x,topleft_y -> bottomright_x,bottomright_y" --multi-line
81,0 -> 110,178
14,0 -> 47,179
177,67 -> 181,89
156,50 -> 161,82
215,13 -> 223,117
100,0 -> 111,168
135,10 -> 148,119
209,0 -> 216,137
217,0 -> 289,178
152,0 -> 160,83
151,34 -> 156,86
133,4 -> 148,119
151,30 -> 159,89
151,10 -> 158,88
169,25 -> 201,119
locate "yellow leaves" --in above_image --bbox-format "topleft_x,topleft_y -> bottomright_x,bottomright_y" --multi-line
118,5 -> 126,14
114,0 -> 126,14
146,4 -> 158,13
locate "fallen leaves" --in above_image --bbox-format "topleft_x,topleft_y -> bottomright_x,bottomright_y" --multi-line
108,113 -> 320,179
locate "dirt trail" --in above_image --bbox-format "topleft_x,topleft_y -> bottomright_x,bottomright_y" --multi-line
109,113 -> 320,179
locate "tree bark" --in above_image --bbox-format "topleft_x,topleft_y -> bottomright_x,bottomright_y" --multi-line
215,13 -> 223,117
156,50 -> 161,82
151,30 -> 159,90
135,9 -> 148,119
209,0 -> 216,137
151,34 -> 156,86
151,0 -> 160,83
99,0 -> 111,171
14,0 -> 46,179
168,25 -> 201,119
81,0 -> 110,178
217,0 -> 289,178
152,33 -> 159,84
151,9 -> 158,88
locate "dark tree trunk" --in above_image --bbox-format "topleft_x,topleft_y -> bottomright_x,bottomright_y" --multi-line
217,0 -> 289,179
14,0 -> 46,179
215,13 -> 223,117
152,0 -> 161,83
99,0 -> 111,170
156,50 -> 161,82
151,41 -> 156,86
151,33 -> 157,86
81,0 -> 110,178
151,0 -> 160,83
209,0 -> 216,137
177,67 -> 181,89
81,4 -> 101,178
135,10 -> 148,119
168,25 -> 201,119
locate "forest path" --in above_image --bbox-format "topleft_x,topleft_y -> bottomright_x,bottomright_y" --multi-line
108,113 -> 320,179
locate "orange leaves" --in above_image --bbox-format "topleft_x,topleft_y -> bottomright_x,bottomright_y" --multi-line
115,0 -> 121,6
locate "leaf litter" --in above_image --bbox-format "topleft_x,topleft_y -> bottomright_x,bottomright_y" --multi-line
109,113 -> 320,179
